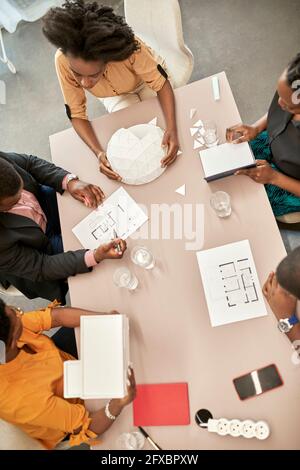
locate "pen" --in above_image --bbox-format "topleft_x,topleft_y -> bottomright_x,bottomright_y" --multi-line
113,229 -> 122,254
138,426 -> 162,450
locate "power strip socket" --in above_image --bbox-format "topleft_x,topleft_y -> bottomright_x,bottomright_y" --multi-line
207,418 -> 270,440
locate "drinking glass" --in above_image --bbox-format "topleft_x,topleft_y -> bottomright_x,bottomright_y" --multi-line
202,120 -> 219,147
131,246 -> 155,270
117,431 -> 145,450
113,267 -> 139,290
210,191 -> 231,218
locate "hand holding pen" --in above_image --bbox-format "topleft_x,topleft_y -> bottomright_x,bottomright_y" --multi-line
94,238 -> 127,263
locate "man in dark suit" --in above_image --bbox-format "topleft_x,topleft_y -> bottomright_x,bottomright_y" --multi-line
0,151 -> 127,303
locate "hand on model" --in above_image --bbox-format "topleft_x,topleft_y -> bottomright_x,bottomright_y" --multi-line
161,128 -> 179,167
98,150 -> 122,181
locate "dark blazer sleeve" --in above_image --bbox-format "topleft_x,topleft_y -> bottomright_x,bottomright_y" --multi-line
1,152 -> 69,194
0,240 -> 91,282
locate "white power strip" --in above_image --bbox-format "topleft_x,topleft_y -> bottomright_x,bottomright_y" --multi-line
207,418 -> 270,440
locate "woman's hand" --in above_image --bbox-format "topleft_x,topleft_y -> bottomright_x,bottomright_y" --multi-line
161,128 -> 179,168
118,367 -> 137,407
263,272 -> 296,321
98,150 -> 122,181
226,124 -> 259,143
235,160 -> 277,184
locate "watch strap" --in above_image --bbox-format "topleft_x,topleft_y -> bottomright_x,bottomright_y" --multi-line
289,314 -> 299,326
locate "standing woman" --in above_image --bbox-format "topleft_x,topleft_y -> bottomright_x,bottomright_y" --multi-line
43,0 -> 179,181
226,53 -> 300,219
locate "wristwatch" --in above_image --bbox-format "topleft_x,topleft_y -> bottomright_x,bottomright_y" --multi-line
277,314 -> 299,333
65,173 -> 79,187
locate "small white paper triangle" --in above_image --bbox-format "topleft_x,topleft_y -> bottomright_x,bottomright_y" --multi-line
0,80 -> 6,105
190,108 -> 196,119
177,150 -> 183,156
175,184 -> 186,196
190,127 -> 198,137
148,117 -> 157,126
193,140 -> 203,149
193,119 -> 203,128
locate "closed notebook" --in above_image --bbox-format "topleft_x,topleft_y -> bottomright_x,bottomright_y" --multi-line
199,142 -> 255,181
133,383 -> 190,426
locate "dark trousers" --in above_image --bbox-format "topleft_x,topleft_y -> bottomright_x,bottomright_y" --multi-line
52,327 -> 78,359
38,185 -> 68,304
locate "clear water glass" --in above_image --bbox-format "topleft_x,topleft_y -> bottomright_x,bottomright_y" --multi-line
131,246 -> 155,270
117,431 -> 145,450
203,120 -> 219,147
210,191 -> 232,218
113,267 -> 139,290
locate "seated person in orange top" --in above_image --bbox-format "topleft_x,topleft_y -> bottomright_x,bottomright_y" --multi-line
42,0 -> 179,180
0,299 -> 136,449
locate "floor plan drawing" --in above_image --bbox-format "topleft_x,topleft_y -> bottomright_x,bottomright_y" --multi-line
196,240 -> 267,327
219,258 -> 259,308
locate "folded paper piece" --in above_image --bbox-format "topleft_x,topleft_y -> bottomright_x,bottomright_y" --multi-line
133,383 -> 190,426
190,108 -> 196,119
177,150 -> 183,156
196,240 -> 268,327
72,187 -> 148,249
193,140 -> 203,150
199,142 -> 256,181
107,123 -> 166,185
175,184 -> 186,196
148,117 -> 158,126
64,315 -> 130,399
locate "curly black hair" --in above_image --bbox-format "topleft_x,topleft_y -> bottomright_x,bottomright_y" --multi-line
0,158 -> 22,200
287,52 -> 300,87
0,298 -> 10,345
277,247 -> 300,299
42,0 -> 140,62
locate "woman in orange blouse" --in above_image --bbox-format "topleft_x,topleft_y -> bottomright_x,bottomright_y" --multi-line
42,1 -> 179,180
0,300 -> 136,449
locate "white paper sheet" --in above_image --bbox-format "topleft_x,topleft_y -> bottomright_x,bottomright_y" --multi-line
196,240 -> 267,327
199,142 -> 255,180
72,187 -> 148,249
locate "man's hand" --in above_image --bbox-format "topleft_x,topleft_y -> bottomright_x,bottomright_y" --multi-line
161,128 -> 179,168
98,151 -> 122,181
263,272 -> 297,320
235,160 -> 277,184
67,179 -> 105,209
226,124 -> 259,144
94,239 -> 127,263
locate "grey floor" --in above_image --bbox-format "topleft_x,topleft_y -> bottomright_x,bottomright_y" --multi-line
0,0 -> 300,310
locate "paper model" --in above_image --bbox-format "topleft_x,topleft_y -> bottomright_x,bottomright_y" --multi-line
106,123 -> 166,185
175,184 -> 186,196
196,240 -> 267,327
72,187 -> 148,249
177,150 -> 183,156
193,140 -> 203,150
64,315 -> 130,399
190,127 -> 198,137
199,142 -> 256,181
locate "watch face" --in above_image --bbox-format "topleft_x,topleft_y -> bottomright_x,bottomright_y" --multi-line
278,319 -> 291,333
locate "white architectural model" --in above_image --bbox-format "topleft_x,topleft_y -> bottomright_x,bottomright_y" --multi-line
196,240 -> 267,327
106,124 -> 166,185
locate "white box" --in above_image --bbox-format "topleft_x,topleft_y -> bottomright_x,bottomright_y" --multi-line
64,314 -> 130,399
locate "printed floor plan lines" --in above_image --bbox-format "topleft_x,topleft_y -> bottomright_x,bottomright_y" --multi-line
220,258 -> 259,308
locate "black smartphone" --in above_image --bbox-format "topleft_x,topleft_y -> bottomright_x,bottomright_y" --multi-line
233,364 -> 283,401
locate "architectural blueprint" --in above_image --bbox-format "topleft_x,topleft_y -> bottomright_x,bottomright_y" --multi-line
196,240 -> 267,327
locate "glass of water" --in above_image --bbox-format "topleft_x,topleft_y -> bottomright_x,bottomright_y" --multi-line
113,267 -> 139,290
203,120 -> 219,147
117,431 -> 145,450
210,191 -> 232,218
131,246 -> 155,270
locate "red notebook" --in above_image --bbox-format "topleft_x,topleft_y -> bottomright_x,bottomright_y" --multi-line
133,383 -> 190,426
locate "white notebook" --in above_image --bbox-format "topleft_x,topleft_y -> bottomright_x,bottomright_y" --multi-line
199,142 -> 255,181
196,240 -> 267,327
64,314 -> 130,399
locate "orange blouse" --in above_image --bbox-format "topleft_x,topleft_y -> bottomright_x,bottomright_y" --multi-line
0,305 -> 97,449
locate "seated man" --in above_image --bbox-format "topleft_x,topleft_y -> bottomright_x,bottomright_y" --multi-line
0,151 -> 126,302
263,247 -> 300,342
42,0 -> 179,180
0,299 -> 135,449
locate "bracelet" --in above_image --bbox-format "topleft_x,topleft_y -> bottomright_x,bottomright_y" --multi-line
105,400 -> 117,421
